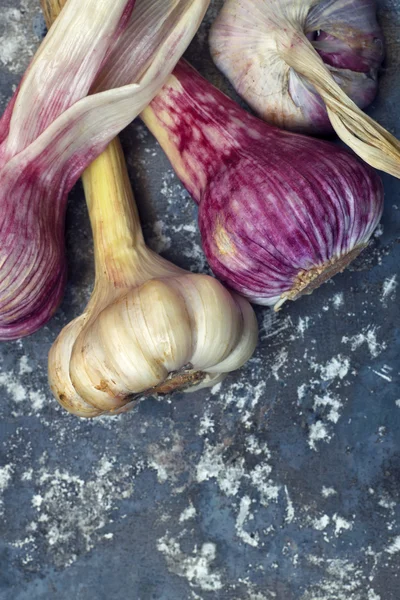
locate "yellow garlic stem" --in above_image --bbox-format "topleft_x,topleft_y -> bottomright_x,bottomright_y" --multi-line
82,140 -> 146,288
41,0 -> 66,25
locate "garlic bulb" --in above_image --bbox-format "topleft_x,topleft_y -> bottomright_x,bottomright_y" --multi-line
210,0 -> 400,178
48,139 -> 258,417
141,61 -> 384,307
0,0 -> 209,340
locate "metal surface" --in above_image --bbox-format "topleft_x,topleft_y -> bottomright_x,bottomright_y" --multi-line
0,1 -> 399,599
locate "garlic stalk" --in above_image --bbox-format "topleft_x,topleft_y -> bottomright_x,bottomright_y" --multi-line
48,139 -> 257,417
209,0 -> 400,179
0,0 -> 209,340
141,61 -> 383,307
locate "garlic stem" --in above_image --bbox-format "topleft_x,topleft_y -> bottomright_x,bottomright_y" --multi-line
141,61 -> 229,204
82,140 -> 146,287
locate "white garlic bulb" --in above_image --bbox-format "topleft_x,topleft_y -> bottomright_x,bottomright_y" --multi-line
48,140 -> 258,417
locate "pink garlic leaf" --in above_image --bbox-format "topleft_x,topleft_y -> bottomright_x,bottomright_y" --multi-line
0,0 -> 209,340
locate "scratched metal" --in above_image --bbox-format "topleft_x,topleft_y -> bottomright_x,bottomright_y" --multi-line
0,1 -> 399,599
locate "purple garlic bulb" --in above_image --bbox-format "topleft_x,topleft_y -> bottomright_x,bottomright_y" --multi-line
209,0 -> 384,134
141,61 -> 384,307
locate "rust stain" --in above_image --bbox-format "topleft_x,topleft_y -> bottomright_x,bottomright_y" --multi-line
214,220 -> 237,257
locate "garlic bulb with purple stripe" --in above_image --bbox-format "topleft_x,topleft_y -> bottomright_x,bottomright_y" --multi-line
210,0 -> 384,134
209,0 -> 400,179
141,61 -> 384,307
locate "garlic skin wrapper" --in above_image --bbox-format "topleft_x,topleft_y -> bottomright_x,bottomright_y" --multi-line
49,140 -> 257,418
210,0 -> 383,133
141,61 -> 384,307
0,0 -> 209,340
210,0 -> 400,179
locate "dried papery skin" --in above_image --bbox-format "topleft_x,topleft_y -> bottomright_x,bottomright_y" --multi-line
48,139 -> 258,418
141,61 -> 384,306
0,0 -> 210,340
210,0 -> 400,178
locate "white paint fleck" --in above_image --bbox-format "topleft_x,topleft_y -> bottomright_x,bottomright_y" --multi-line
249,464 -> 280,506
236,495 -> 259,547
271,349 -> 288,380
11,536 -> 35,549
317,356 -> 350,381
386,536 -> 400,555
322,486 -> 337,498
312,515 -> 330,530
31,495 -> 43,509
372,368 -> 392,382
0,464 -> 13,513
396,399 -> 400,408
29,390 -> 46,411
261,312 -> 293,341
245,436 -> 270,457
157,537 -> 222,591
368,590 -> 381,600
0,464 -> 12,492
333,514 -> 353,536
179,503 -> 197,523
382,275 -> 397,300
210,379 -> 267,430
0,370 -> 26,402
314,393 -> 343,424
21,469 -> 33,481
240,580 -> 276,599
284,486 -> 295,523
297,384 -> 307,401
27,458 -> 136,567
378,496 -> 396,510
211,382 -> 222,395
148,434 -> 184,483
196,442 -> 244,496
148,220 -> 171,253
198,411 -> 214,435
342,327 -> 386,358
0,8 -> 38,72
297,317 -> 310,338
19,356 -> 32,375
301,558 -> 364,600
333,293 -> 344,309
97,457 -> 114,477
149,460 -> 169,484
308,422 -> 331,451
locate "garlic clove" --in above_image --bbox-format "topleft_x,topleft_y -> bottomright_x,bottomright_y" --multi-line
49,316 -> 103,418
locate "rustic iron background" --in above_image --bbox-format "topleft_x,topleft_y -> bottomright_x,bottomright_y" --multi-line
0,1 -> 399,598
